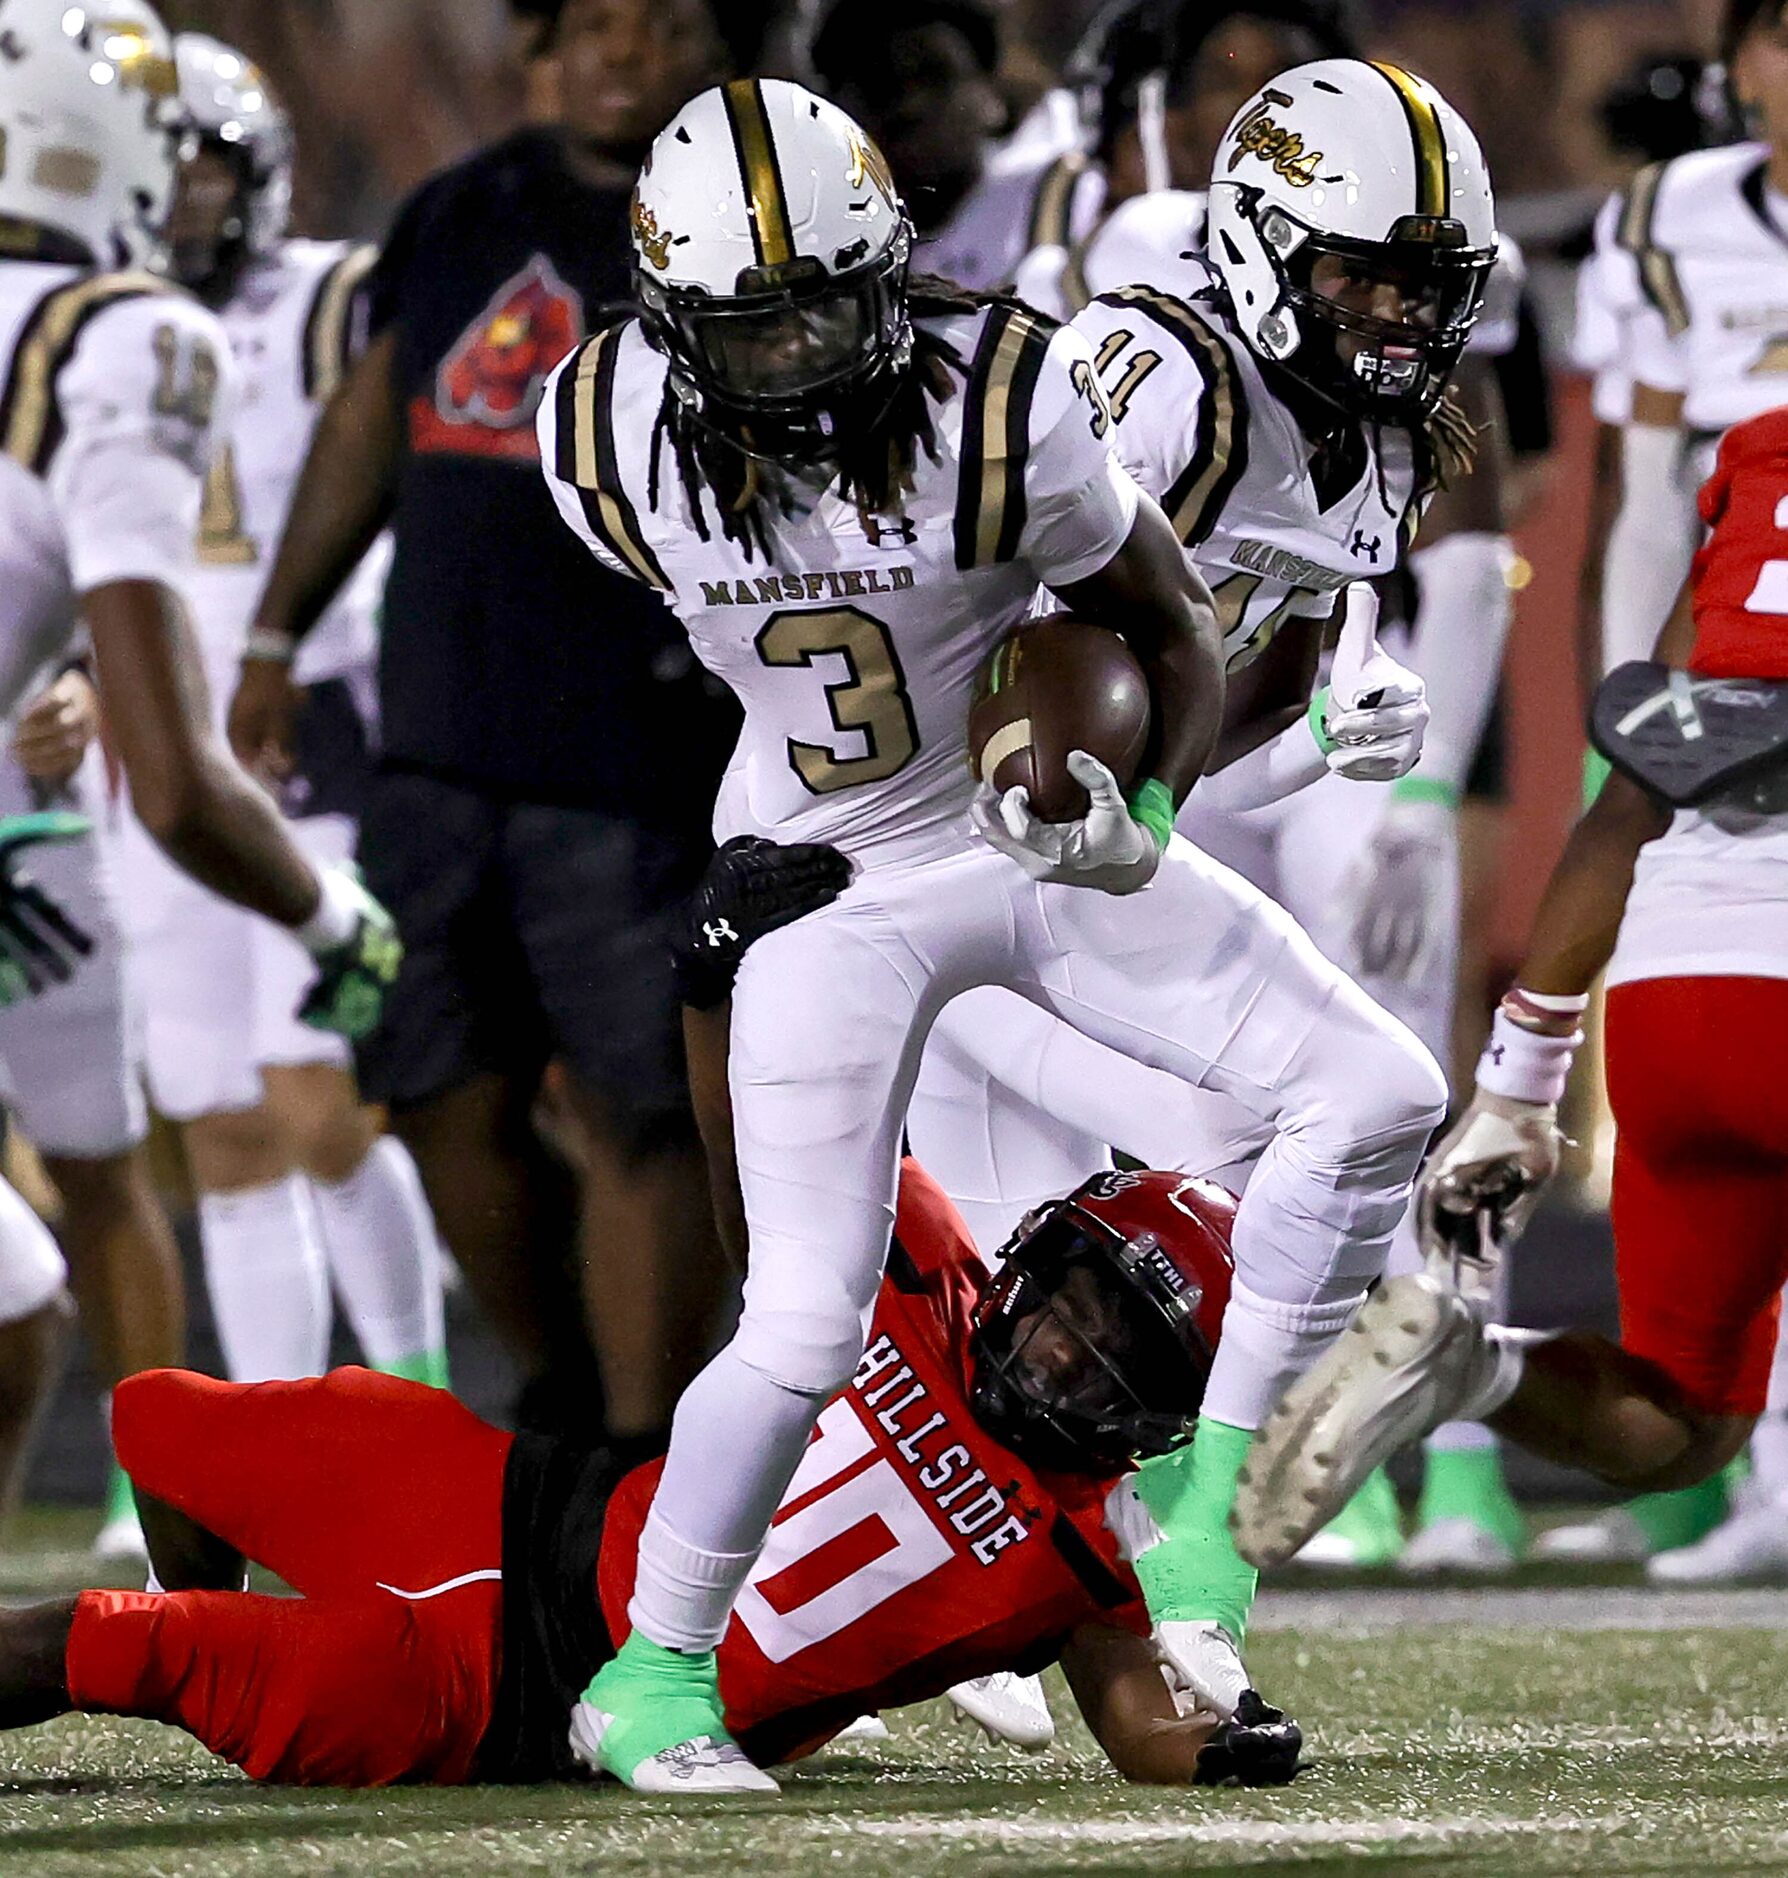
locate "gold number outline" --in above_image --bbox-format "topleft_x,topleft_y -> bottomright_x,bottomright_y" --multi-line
151,321 -> 220,426
197,442 -> 258,566
1210,570 -> 1330,673
755,606 -> 920,795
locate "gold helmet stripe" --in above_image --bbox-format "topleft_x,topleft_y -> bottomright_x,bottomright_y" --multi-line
1369,62 -> 1449,220
722,79 -> 795,270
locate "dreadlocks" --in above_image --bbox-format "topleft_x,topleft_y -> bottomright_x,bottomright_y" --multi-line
645,277 -> 996,562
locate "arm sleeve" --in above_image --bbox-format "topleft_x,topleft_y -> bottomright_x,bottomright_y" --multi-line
1020,322 -> 1139,590
1624,302 -> 1690,396
1193,716 -> 1328,814
1601,422 -> 1700,671
534,344 -> 652,587
1402,532 -> 1515,795
46,296 -> 236,595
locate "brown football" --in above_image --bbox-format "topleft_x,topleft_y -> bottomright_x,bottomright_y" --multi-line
968,615 -> 1152,822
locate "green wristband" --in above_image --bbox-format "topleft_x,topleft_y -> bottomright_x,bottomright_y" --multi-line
1308,685 -> 1336,756
1127,777 -> 1175,851
1390,775 -> 1461,809
1582,746 -> 1611,811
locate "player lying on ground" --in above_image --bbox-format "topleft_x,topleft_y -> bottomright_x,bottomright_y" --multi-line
0,1165 -> 1299,1791
1231,402 -> 1788,1567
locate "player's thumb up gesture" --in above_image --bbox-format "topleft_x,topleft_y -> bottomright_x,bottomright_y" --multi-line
1320,583 -> 1428,783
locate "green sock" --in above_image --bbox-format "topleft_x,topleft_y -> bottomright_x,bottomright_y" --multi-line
375,1349 -> 450,1389
1314,1467 -> 1404,1565
1418,1446 -> 1525,1553
582,1632 -> 733,1778
103,1464 -> 135,1528
1133,1418 -> 1257,1643
1626,1461 -> 1742,1551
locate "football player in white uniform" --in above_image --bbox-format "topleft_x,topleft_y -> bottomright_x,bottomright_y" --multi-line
535,78 -> 1447,1791
807,0 -> 1099,291
111,36 -> 447,1399
0,0 -> 404,1541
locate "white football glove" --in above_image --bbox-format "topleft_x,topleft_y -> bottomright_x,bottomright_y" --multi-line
1323,583 -> 1429,783
970,750 -> 1161,895
1418,1088 -> 1564,1286
1151,1619 -> 1250,1723
1337,792 -> 1459,985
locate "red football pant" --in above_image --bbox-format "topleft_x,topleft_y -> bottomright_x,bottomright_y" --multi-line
67,1368 -> 512,1785
1606,976 -> 1788,1418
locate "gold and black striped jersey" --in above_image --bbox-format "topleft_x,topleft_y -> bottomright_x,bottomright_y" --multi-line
537,300 -> 1140,869
1068,286 -> 1418,675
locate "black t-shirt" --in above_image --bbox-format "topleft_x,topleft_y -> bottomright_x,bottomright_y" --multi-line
367,128 -> 736,821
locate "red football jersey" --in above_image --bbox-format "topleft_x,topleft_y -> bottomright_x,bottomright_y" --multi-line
597,1161 -> 1148,1765
1692,405 -> 1788,680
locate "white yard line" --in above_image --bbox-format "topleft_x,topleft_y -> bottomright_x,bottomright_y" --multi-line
822,1813 -> 1614,1850
1251,1586 -> 1788,1632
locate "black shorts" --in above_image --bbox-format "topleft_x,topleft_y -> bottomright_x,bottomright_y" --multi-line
354,768 -> 706,1132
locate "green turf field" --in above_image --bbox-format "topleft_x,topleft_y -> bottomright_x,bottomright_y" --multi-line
5,1514 -> 1788,1878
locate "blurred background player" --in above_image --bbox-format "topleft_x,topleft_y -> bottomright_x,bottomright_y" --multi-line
0,0 -> 404,1543
808,0 -> 1100,289
228,0 -> 752,1448
111,37 -> 448,1409
1538,0 -> 1788,1576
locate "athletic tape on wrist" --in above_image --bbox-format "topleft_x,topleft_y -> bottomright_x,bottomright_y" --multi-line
244,628 -> 297,665
1127,777 -> 1175,851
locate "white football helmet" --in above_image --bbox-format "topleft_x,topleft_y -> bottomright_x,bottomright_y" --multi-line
631,78 -> 912,455
173,33 -> 295,270
1206,59 -> 1495,423
0,0 -> 179,268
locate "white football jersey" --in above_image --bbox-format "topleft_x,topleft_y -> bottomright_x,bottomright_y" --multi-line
1019,186 -> 1524,361
0,259 -> 232,723
1066,281 -> 1418,673
917,145 -> 1101,291
538,305 -> 1138,868
189,239 -> 383,706
1619,142 -> 1788,449
1573,190 -> 1642,425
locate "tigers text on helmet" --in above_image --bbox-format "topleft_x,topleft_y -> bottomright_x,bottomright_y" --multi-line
1206,59 -> 1495,425
171,33 -> 294,285
630,78 -> 913,461
968,1170 -> 1236,1475
0,0 -> 180,268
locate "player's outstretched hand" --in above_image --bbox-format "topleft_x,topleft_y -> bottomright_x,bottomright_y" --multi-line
971,752 -> 1160,895
1192,1689 -> 1303,1788
0,811 -> 94,1005
296,865 -> 402,1041
1338,792 -> 1458,984
673,835 -> 854,1010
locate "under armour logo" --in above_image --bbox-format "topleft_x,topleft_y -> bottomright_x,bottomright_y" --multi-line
866,515 -> 918,547
1488,1042 -> 1505,1065
0,29 -> 24,61
1351,531 -> 1382,563
701,918 -> 739,950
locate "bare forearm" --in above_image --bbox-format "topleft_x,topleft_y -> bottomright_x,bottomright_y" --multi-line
144,749 -> 320,927
1517,772 -> 1667,996
255,330 -> 400,646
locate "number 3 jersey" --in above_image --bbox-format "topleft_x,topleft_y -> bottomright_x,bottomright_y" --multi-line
0,259 -> 234,720
596,1160 -> 1150,1766
537,305 -> 1138,870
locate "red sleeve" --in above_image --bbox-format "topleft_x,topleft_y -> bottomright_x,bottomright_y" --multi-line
892,1157 -> 983,1285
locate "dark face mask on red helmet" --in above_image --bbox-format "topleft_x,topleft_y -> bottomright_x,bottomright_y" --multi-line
967,1170 -> 1236,1476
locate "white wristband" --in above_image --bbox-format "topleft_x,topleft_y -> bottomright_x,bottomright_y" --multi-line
1474,1006 -> 1582,1106
293,865 -> 359,956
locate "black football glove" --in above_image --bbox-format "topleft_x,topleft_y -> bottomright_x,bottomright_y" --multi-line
0,811 -> 93,1005
1191,1688 -> 1303,1788
672,836 -> 852,1010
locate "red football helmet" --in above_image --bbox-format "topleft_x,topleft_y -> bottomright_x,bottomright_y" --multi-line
968,1169 -> 1237,1475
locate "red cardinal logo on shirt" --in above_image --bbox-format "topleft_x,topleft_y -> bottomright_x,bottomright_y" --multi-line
410,255 -> 585,461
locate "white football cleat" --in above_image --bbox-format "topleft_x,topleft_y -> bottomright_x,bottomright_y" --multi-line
568,1701 -> 779,1795
93,1508 -> 148,1563
830,1714 -> 891,1743
946,1673 -> 1054,1750
1233,1276 -> 1496,1571
1647,1489 -> 1788,1585
1396,1516 -> 1519,1576
1530,1508 -> 1652,1563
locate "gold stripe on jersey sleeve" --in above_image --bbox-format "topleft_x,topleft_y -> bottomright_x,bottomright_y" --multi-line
1616,160 -> 1690,338
304,243 -> 378,402
0,269 -> 168,474
953,303 -> 1055,569
723,79 -> 794,269
561,326 -> 670,591
1026,152 -> 1088,251
1369,62 -> 1448,220
1098,286 -> 1248,546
